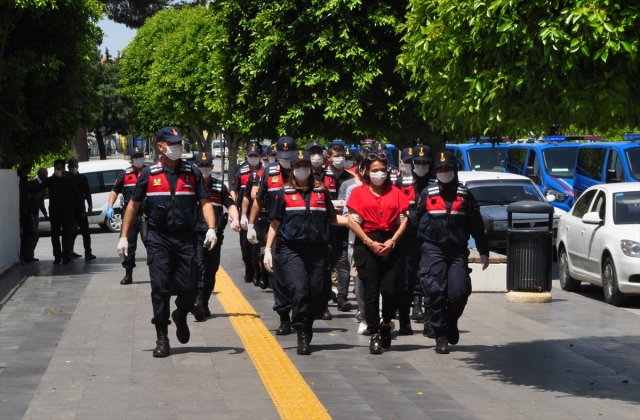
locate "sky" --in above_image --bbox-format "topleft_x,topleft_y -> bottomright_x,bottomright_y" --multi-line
98,18 -> 137,57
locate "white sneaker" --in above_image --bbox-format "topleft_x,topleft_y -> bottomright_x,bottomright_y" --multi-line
358,322 -> 369,335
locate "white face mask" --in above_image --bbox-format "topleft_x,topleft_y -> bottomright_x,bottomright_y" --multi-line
413,164 -> 429,177
248,157 -> 260,167
331,156 -> 344,169
133,158 -> 145,168
69,167 -> 78,175
279,159 -> 291,169
310,154 -> 324,168
369,171 -> 387,186
163,144 -> 183,161
199,167 -> 212,178
343,159 -> 354,169
437,170 -> 455,184
54,170 -> 63,177
293,167 -> 311,182
401,163 -> 412,174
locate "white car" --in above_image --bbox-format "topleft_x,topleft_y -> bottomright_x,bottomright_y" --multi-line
556,183 -> 640,306
457,171 -> 565,250
39,159 -> 131,232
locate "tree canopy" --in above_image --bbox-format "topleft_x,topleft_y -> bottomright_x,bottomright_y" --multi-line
0,0 -> 103,167
399,0 -> 640,139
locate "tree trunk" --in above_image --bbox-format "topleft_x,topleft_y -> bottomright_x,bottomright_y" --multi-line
72,127 -> 89,161
96,130 -> 107,160
223,129 -> 241,183
188,123 -> 206,152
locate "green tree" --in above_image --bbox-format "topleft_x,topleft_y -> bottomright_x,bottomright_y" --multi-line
241,0 -> 427,145
102,0 -> 168,28
91,48 -> 133,160
0,0 -> 103,168
399,0 -> 640,139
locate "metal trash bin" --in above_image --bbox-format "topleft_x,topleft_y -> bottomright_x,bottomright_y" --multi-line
506,201 -> 554,292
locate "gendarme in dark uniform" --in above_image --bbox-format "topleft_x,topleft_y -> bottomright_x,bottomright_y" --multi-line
118,127 -> 217,358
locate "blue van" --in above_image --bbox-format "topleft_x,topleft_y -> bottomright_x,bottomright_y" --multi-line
573,136 -> 640,198
446,141 -> 508,172
505,138 -> 582,211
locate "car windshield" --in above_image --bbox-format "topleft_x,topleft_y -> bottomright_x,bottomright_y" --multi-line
466,148 -> 506,172
542,147 -> 578,178
626,147 -> 640,181
613,191 -> 640,224
467,180 -> 545,205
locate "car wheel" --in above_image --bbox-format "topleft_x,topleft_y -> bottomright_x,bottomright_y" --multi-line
558,247 -> 581,291
602,257 -> 626,307
104,213 -> 122,233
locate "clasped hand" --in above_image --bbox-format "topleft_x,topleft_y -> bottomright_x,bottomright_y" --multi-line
371,240 -> 394,257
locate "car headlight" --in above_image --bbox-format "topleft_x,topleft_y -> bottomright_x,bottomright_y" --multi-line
493,221 -> 508,231
545,189 -> 568,203
621,240 -> 640,258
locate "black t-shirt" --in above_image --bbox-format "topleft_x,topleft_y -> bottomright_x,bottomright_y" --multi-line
131,160 -> 209,203
73,173 -> 92,207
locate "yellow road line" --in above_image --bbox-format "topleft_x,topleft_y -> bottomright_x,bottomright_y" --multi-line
215,267 -> 331,420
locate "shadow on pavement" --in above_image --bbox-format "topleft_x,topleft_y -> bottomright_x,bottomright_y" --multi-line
167,346 -> 246,355
457,336 -> 640,404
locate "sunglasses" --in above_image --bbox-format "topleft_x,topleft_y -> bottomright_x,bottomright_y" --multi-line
367,151 -> 389,161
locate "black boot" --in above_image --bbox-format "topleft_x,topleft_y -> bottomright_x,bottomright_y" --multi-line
423,319 -> 436,339
259,271 -> 269,290
369,334 -> 383,354
296,329 -> 311,355
447,318 -> 459,345
435,337 -> 449,354
411,296 -> 424,322
120,268 -> 133,285
398,310 -> 413,336
203,301 -> 211,317
276,314 -> 291,336
337,299 -> 352,312
252,269 -> 260,287
244,265 -> 254,283
191,294 -> 205,321
380,324 -> 392,349
153,324 -> 170,358
171,309 -> 190,344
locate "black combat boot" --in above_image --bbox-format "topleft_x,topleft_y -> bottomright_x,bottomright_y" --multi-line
411,296 -> 425,322
120,268 -> 133,285
276,314 -> 291,335
398,309 -> 413,336
423,319 -> 436,339
447,318 -> 459,345
171,309 -> 190,344
369,334 -> 383,354
202,299 -> 211,317
435,336 -> 449,354
244,265 -> 254,283
296,329 -> 311,355
191,293 -> 205,321
153,324 -> 170,358
259,271 -> 269,290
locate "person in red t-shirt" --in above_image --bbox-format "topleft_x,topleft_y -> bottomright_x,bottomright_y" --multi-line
346,149 -> 410,354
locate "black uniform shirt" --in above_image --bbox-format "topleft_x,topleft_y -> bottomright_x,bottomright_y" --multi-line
131,160 -> 209,203
73,173 -> 92,208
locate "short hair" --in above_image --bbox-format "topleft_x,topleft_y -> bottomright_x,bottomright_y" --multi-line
327,144 -> 344,155
68,157 -> 78,166
37,168 -> 48,176
53,159 -> 66,168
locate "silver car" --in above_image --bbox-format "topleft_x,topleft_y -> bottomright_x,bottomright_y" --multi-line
457,171 -> 566,250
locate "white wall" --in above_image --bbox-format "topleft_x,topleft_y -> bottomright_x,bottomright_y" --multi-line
0,170 -> 20,274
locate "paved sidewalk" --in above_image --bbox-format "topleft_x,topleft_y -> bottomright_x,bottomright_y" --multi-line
1,227 -> 639,419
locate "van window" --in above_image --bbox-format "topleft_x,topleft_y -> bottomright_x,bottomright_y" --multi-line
467,148 -> 505,172
506,148 -> 527,174
86,170 -> 125,194
542,147 -> 578,178
527,150 -> 540,176
626,147 -> 640,181
576,147 -> 606,181
606,150 -> 624,181
572,189 -> 597,218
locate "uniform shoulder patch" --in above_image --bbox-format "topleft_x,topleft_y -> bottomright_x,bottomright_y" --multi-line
125,167 -> 134,174
150,166 -> 163,175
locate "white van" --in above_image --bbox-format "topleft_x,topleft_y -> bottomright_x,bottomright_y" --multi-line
39,159 -> 131,232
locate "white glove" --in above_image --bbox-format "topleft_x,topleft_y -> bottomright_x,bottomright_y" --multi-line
332,200 -> 345,211
204,228 -> 218,250
117,237 -> 129,260
480,255 -> 489,271
230,219 -> 240,232
264,248 -> 273,272
247,224 -> 258,244
240,215 -> 249,230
